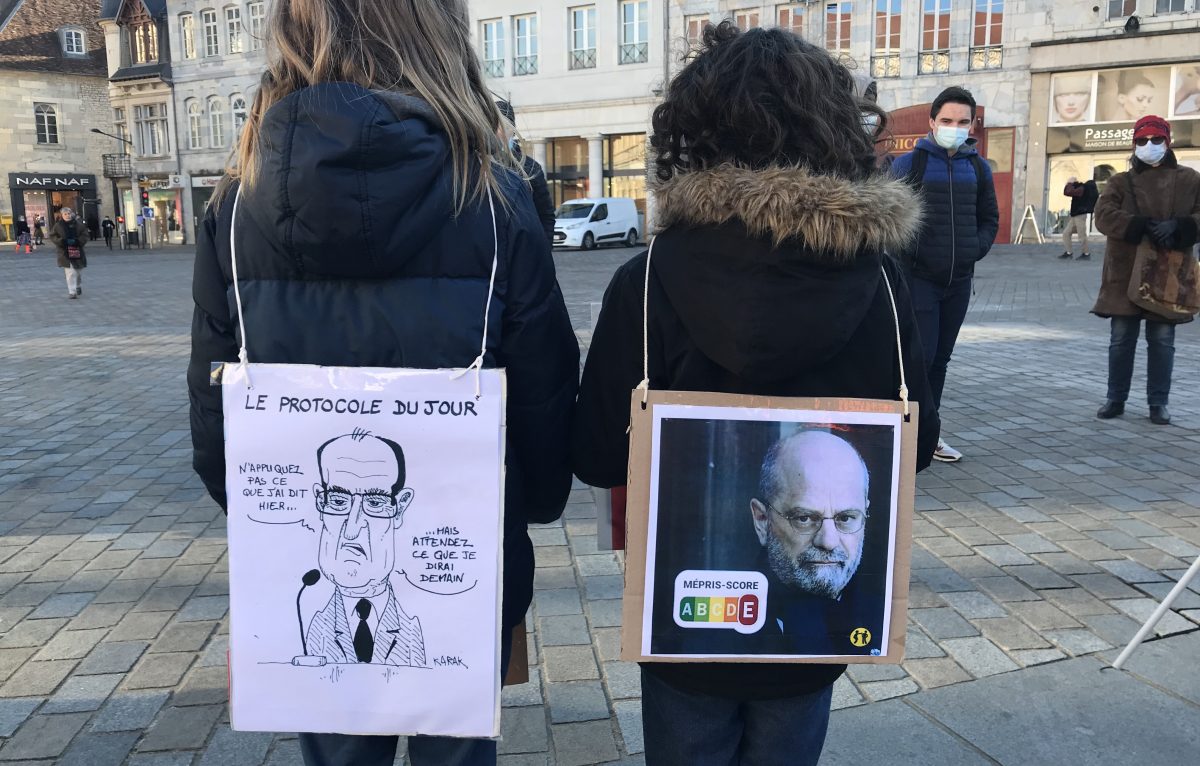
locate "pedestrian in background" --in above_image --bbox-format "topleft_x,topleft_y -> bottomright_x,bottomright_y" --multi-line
48,207 -> 87,299
890,86 -> 1000,463
572,22 -> 938,766
102,215 -> 116,249
32,215 -> 44,246
13,216 -> 32,253
496,100 -> 556,245
186,1 -> 578,765
1093,115 -> 1200,426
1060,175 -> 1099,260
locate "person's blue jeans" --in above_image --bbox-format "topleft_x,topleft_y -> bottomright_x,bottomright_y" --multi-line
908,274 -> 973,411
298,627 -> 513,766
640,669 -> 834,766
1107,316 -> 1175,406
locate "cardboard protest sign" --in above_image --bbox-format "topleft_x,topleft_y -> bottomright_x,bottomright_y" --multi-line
222,364 -> 505,737
621,391 -> 916,665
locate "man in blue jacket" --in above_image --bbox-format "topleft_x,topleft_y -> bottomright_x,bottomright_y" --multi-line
891,86 -> 1000,463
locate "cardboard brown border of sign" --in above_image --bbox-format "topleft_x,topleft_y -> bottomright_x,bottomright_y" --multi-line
620,391 -> 918,665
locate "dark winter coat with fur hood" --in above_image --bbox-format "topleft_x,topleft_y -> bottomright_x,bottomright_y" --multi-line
571,164 -> 940,701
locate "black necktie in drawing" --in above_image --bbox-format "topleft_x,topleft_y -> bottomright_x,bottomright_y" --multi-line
353,599 -> 374,663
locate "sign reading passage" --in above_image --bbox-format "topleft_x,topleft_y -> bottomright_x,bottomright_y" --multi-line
223,364 -> 506,738
673,570 -> 766,633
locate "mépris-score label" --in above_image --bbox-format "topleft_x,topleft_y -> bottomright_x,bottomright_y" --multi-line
672,570 -> 767,634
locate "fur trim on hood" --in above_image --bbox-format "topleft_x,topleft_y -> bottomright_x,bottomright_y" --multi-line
653,164 -> 923,260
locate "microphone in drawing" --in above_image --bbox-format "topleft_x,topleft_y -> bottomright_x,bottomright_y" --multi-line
292,569 -> 326,667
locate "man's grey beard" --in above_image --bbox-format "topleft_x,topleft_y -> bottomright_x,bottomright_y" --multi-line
765,527 -> 862,600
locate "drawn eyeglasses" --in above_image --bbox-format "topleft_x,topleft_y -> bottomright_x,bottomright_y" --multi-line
763,503 -> 868,535
317,489 -> 398,519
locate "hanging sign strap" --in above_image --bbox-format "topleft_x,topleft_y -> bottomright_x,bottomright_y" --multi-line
635,243 -> 911,417
227,181 -> 501,396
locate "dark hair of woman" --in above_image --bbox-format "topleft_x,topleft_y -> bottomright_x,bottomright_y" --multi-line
650,21 -> 886,183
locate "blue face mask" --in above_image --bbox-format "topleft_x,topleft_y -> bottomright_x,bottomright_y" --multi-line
934,125 -> 970,151
1134,142 -> 1167,166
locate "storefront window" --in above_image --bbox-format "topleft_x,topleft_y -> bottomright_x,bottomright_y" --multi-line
547,137 -> 589,206
603,134 -> 647,215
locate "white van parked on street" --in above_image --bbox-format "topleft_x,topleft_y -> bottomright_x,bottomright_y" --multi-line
552,198 -> 641,250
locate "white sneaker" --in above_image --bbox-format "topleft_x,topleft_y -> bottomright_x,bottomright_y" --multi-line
933,438 -> 962,463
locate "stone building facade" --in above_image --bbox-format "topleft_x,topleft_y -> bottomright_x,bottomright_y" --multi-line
98,0 -> 184,244
0,0 -> 111,242
166,0 -> 266,242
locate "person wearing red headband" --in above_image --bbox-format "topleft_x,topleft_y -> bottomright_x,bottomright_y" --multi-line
1092,115 -> 1200,425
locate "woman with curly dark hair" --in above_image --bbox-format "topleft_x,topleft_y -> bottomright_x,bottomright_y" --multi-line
572,21 -> 939,766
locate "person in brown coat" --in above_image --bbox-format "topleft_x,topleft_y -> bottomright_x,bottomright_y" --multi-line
1092,115 -> 1200,425
48,207 -> 89,299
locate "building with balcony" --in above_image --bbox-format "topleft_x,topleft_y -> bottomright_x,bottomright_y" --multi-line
98,0 -> 184,243
167,0 -> 266,243
470,0 -> 666,232
0,0 -> 111,242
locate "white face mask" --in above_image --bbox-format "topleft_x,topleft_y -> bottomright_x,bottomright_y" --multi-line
934,125 -> 970,151
1134,141 -> 1167,166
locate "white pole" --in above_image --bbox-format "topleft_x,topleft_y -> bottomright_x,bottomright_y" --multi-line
1112,554 -> 1200,670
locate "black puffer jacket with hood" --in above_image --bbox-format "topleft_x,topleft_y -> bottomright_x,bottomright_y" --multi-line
571,164 -> 940,700
188,83 -> 579,631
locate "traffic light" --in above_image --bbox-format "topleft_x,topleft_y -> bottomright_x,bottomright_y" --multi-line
141,190 -> 150,207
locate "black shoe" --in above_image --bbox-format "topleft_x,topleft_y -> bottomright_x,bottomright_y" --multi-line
1076,253 -> 1091,261
1097,401 -> 1125,419
1150,406 -> 1171,425
1059,251 -> 1073,259
76,287 -> 81,296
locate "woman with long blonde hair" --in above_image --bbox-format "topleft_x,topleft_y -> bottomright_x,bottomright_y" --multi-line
186,2 -> 579,764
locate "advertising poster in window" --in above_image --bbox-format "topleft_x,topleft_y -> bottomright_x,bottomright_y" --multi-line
621,392 -> 917,665
1050,72 -> 1096,125
1097,67 -> 1171,123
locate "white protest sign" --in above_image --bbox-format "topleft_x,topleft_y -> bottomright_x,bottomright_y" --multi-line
222,363 -> 506,738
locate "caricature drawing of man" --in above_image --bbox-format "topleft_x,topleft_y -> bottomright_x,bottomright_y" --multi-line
305,431 -> 425,666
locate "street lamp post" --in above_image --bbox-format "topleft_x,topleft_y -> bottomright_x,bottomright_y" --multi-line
90,128 -> 141,251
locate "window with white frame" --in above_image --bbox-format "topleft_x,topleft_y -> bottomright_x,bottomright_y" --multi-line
777,4 -> 804,35
134,103 -> 169,157
970,0 -> 1003,71
34,104 -> 59,145
825,2 -> 852,53
513,14 -> 538,76
209,97 -> 226,148
872,0 -> 901,78
619,0 -> 649,65
920,0 -> 951,74
734,9 -> 761,29
187,100 -> 205,149
1107,0 -> 1136,18
570,6 -> 597,70
482,19 -> 505,77
232,96 -> 248,134
248,2 -> 265,50
113,107 -> 127,145
180,13 -> 196,59
62,28 -> 85,55
202,9 -> 220,57
685,14 -> 709,45
226,6 -> 243,54
1156,0 -> 1187,13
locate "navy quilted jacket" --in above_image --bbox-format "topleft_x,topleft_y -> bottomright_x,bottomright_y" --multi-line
890,136 -> 1000,284
187,83 -> 579,630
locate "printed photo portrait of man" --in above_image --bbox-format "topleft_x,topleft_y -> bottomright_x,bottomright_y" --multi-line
647,419 -> 895,658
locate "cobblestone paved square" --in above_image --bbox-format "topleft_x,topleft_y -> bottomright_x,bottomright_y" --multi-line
0,243 -> 1197,764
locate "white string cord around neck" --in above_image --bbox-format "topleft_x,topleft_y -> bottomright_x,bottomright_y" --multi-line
635,240 -> 910,418
229,185 -> 252,389
634,236 -> 657,406
227,183 -> 500,398
450,183 -> 500,398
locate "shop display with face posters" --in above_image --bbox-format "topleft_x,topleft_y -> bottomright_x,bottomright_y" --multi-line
621,392 -> 918,664
1051,64 -> 1200,128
